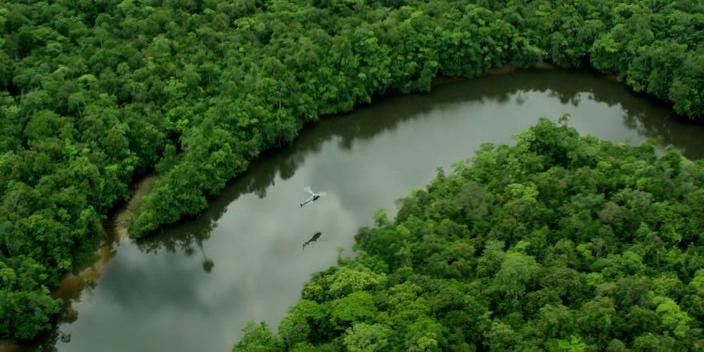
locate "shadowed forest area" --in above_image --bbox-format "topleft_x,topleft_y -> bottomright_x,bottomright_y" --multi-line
1,0 -> 703,343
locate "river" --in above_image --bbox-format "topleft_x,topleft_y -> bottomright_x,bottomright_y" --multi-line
27,70 -> 704,352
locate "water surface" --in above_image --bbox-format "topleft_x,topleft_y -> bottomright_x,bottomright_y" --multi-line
38,70 -> 704,352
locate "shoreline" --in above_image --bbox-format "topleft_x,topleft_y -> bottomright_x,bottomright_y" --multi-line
0,63 -> 581,350
430,62 -> 556,89
0,64 -> 652,350
52,175 -> 157,302
0,176 -> 157,351
485,61 -> 556,76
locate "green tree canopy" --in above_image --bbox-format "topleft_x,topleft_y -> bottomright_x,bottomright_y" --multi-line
2,0 -> 704,342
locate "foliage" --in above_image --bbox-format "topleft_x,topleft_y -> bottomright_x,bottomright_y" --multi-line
237,120 -> 704,351
1,0 -> 704,341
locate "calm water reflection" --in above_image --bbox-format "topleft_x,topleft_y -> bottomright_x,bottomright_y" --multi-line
35,70 -> 704,352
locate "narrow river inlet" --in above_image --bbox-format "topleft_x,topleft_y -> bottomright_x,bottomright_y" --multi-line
34,70 -> 703,352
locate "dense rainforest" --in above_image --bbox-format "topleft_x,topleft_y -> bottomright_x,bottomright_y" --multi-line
1,0 -> 703,342
235,119 -> 704,351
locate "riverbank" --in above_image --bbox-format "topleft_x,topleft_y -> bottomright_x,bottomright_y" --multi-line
430,62 -> 556,89
46,70 -> 701,352
235,119 -> 704,351
53,176 -> 157,302
0,176 -> 157,352
4,0 -> 703,342
486,61 -> 556,75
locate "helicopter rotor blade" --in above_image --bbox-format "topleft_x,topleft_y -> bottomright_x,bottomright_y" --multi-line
304,186 -> 314,195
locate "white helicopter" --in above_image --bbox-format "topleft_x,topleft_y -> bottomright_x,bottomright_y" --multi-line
300,186 -> 326,207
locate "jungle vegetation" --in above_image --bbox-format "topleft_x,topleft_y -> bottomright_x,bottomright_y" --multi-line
235,119 -> 704,351
1,0 -> 703,342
